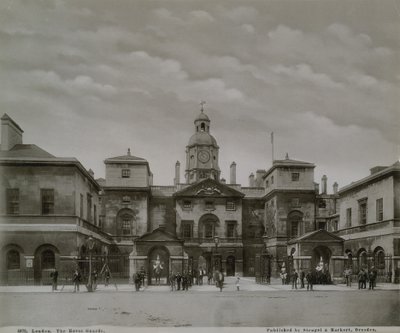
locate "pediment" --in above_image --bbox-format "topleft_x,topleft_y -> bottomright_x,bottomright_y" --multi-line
174,178 -> 244,198
136,228 -> 181,242
288,229 -> 344,244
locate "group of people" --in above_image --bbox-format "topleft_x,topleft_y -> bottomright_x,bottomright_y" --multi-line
357,267 -> 378,290
70,267 -> 110,292
169,271 -> 192,291
279,267 -> 331,291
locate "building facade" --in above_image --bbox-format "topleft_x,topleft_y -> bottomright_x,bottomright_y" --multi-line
0,110 -> 399,285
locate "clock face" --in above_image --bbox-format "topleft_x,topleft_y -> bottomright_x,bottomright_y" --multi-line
198,150 -> 210,163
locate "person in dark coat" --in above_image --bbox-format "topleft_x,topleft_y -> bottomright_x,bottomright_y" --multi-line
134,273 -> 141,291
369,267 -> 377,290
182,272 -> 188,291
306,270 -> 313,291
291,270 -> 299,290
50,268 -> 58,291
73,269 -> 81,292
176,272 -> 182,290
300,269 -> 305,289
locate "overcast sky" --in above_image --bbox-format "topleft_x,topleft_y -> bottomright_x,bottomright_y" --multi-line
1,0 -> 399,190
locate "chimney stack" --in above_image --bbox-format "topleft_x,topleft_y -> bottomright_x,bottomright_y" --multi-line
149,172 -> 153,186
230,162 -> 236,184
1,114 -> 23,151
333,182 -> 338,195
174,161 -> 180,185
321,175 -> 327,194
249,173 -> 255,187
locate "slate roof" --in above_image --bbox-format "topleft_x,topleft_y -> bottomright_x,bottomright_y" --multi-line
0,144 -> 55,158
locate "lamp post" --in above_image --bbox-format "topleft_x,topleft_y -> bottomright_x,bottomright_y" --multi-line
87,236 -> 95,292
214,236 -> 220,272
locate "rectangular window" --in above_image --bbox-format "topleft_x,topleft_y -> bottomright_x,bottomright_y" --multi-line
291,198 -> 300,207
182,223 -> 193,238
87,193 -> 92,221
346,208 -> 352,227
183,201 -> 192,209
376,198 -> 383,222
204,224 -> 214,238
359,199 -> 367,225
121,169 -> 131,178
99,215 -> 105,229
291,173 -> 300,181
80,194 -> 83,218
93,204 -> 97,225
226,201 -> 236,211
122,218 -> 131,235
6,189 -> 19,214
265,180 -> 269,188
205,201 -> 214,210
271,176 -> 274,184
41,189 -> 54,215
227,222 -> 236,238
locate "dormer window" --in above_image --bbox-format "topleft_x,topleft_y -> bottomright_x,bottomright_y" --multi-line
291,172 -> 300,181
122,169 -> 131,178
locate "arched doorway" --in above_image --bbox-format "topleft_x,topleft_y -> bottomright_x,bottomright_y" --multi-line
287,211 -> 303,239
148,246 -> 169,285
312,246 -> 332,284
226,256 -> 235,276
34,244 -> 59,285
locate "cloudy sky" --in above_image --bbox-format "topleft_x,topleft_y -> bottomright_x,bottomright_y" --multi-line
1,0 -> 399,190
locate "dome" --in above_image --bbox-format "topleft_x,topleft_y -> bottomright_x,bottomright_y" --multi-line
188,132 -> 218,147
194,111 -> 210,123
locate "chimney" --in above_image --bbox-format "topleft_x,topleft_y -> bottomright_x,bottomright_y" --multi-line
249,173 -> 255,187
174,161 -> 180,185
220,178 -> 226,184
149,172 -> 153,186
333,182 -> 338,195
230,162 -> 236,184
1,114 -> 23,151
321,175 -> 327,194
256,170 -> 266,187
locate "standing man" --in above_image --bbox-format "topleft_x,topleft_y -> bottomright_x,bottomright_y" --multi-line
306,270 -> 313,291
369,267 -> 377,290
291,269 -> 299,290
73,269 -> 81,292
50,267 -> 58,291
300,269 -> 305,289
176,272 -> 182,291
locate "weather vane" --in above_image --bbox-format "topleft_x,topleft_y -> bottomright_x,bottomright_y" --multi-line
200,100 -> 206,112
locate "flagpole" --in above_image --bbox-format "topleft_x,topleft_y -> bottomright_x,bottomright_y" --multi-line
271,132 -> 274,162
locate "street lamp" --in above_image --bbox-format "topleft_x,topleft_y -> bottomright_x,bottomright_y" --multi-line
214,236 -> 219,253
87,236 -> 95,292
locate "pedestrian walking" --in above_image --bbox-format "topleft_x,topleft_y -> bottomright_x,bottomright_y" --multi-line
182,272 -> 188,291
344,268 -> 352,287
235,274 -> 240,291
358,269 -> 367,289
291,269 -> 298,290
92,269 -> 98,290
104,268 -> 110,287
176,272 -> 182,290
280,265 -> 287,285
306,270 -> 313,291
300,269 -> 305,288
50,268 -> 58,291
169,272 -> 176,291
368,267 -> 377,290
73,269 -> 81,292
134,273 -> 141,291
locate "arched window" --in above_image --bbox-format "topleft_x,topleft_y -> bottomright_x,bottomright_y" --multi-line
358,250 -> 367,269
288,211 -> 303,239
201,122 -> 205,131
41,250 -> 55,269
7,250 -> 20,269
374,248 -> 385,269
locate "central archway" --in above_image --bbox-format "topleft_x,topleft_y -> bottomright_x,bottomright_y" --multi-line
148,246 -> 170,285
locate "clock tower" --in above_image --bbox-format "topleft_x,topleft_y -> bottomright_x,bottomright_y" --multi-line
185,103 -> 220,184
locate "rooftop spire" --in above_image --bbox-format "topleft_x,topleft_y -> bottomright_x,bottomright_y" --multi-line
127,148 -> 131,156
200,100 -> 206,112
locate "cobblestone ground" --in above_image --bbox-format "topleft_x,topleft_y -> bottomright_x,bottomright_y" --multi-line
0,278 -> 399,327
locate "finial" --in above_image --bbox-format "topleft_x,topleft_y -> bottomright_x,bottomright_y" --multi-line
285,153 -> 289,160
127,148 -> 131,156
200,100 -> 206,112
